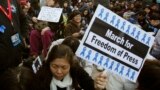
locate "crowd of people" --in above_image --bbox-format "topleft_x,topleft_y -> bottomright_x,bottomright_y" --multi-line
0,0 -> 160,90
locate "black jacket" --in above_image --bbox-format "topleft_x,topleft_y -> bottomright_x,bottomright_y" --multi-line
35,64 -> 95,90
0,0 -> 28,73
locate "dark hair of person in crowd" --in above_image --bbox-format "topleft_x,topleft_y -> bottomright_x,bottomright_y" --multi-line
150,3 -> 160,12
126,2 -> 135,11
34,21 -> 48,32
46,0 -> 59,7
59,0 -> 70,8
143,5 -> 151,14
45,44 -> 74,82
0,66 -> 36,90
134,0 -> 144,12
68,10 -> 81,20
81,8 -> 90,17
137,10 -> 146,17
62,36 -> 80,53
52,0 -> 59,4
46,44 -> 74,68
137,60 -> 160,90
148,11 -> 160,28
19,0 -> 29,9
148,11 -> 160,20
35,44 -> 95,90
28,0 -> 40,17
35,44 -> 75,90
81,8 -> 92,23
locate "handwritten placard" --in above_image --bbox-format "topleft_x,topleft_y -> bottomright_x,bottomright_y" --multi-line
37,6 -> 63,22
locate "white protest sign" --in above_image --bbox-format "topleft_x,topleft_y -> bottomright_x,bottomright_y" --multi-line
75,4 -> 155,82
37,6 -> 63,22
32,56 -> 42,74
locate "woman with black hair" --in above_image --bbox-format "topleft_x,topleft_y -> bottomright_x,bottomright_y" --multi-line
35,44 -> 107,90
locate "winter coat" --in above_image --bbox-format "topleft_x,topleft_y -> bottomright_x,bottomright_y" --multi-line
64,20 -> 81,37
0,0 -> 28,74
35,63 -> 95,90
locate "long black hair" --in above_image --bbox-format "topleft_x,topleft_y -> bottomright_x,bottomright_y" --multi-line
35,44 -> 74,90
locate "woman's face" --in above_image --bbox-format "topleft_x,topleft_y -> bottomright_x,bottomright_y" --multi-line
73,14 -> 81,23
50,58 -> 70,80
84,10 -> 88,15
46,0 -> 55,7
25,1 -> 31,9
131,4 -> 134,9
63,2 -> 68,7
150,20 -> 160,26
22,1 -> 30,13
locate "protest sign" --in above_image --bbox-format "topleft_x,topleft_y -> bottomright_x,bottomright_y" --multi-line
76,4 -> 155,82
32,56 -> 42,73
37,6 -> 63,22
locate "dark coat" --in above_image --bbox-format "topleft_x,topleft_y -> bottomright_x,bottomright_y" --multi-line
35,63 -> 95,90
0,0 -> 28,74
64,20 -> 82,37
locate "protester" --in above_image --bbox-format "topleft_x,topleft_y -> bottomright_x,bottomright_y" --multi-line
64,10 -> 84,39
81,8 -> 91,28
61,1 -> 72,27
46,36 -> 93,76
29,0 -> 63,58
0,66 -> 37,90
143,11 -> 160,33
46,0 -> 59,7
0,0 -> 28,75
137,60 -> 160,90
1,0 -> 160,90
29,21 -> 49,58
150,30 -> 160,59
35,44 -> 107,90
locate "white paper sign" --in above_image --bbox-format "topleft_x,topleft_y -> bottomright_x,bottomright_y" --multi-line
37,6 -> 63,22
75,4 -> 155,82
32,56 -> 42,73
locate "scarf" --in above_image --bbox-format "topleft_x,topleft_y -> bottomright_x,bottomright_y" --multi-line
50,73 -> 72,90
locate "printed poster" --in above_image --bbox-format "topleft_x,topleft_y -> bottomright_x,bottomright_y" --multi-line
76,4 -> 155,82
